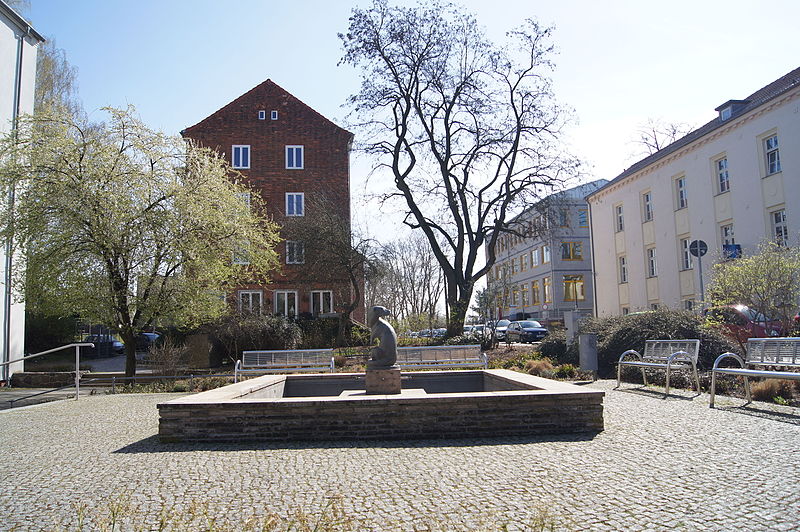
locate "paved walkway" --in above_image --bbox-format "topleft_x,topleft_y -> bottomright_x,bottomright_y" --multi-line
1,380 -> 798,531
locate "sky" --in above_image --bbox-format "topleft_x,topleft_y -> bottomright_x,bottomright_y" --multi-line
17,0 -> 800,256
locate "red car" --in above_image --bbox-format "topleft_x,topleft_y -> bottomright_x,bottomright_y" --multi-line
703,305 -> 784,343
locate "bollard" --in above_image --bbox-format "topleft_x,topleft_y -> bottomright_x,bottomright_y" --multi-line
579,334 -> 598,381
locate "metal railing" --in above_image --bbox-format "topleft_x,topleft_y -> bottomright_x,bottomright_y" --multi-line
0,343 -> 94,400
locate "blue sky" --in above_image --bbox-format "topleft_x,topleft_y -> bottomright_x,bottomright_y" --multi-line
22,0 -> 800,237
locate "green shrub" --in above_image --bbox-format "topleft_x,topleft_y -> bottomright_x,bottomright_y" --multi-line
553,363 -> 577,379
537,328 -> 578,365
207,313 -> 302,364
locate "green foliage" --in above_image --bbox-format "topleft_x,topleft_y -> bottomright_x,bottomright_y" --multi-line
537,309 -> 737,377
207,313 -> 302,364
708,242 -> 800,333
24,311 -> 77,354
0,107 -> 281,376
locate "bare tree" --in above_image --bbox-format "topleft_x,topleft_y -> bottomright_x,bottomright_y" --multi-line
340,0 -> 578,336
631,118 -> 693,157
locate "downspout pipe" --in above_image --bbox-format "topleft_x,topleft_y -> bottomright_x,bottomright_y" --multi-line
587,197 -> 598,318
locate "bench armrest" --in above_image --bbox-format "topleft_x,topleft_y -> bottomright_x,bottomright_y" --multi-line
667,350 -> 693,365
234,359 -> 242,383
618,349 -> 642,364
713,352 -> 746,370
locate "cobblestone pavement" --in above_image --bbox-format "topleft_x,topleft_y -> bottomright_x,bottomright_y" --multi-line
1,380 -> 798,531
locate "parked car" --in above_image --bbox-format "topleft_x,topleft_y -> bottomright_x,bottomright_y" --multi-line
505,320 -> 548,343
80,334 -> 125,358
487,319 -> 511,341
134,332 -> 161,352
432,328 -> 447,338
463,325 -> 474,336
703,304 -> 783,343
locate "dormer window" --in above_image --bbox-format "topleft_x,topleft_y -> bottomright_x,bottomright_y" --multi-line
719,106 -> 732,121
715,99 -> 749,122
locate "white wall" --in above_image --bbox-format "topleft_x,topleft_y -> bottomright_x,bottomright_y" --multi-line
589,84 -> 800,316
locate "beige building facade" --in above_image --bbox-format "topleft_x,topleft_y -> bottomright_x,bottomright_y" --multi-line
588,67 -> 800,316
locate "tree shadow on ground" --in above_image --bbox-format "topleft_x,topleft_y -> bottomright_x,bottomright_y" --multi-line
613,386 -> 701,401
114,431 -> 602,454
712,403 -> 800,426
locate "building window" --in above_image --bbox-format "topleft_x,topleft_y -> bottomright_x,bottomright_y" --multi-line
720,223 -> 735,246
238,290 -> 262,314
511,258 -> 518,275
271,110 -> 279,120
621,307 -> 630,316
286,145 -> 304,169
765,134 -> 781,174
286,192 -> 304,216
650,302 -> 659,311
275,290 -> 298,317
618,256 -> 627,284
559,209 -> 569,227
520,254 -> 528,271
680,238 -> 693,270
720,107 -> 732,121
311,290 -> 333,316
286,241 -> 305,264
232,240 -> 250,265
521,284 -> 529,305
542,245 -> 550,264
258,110 -> 266,120
531,281 -> 540,305
683,299 -> 695,311
563,275 -> 585,302
642,191 -> 653,222
578,210 -> 588,228
531,248 -> 540,267
543,277 -> 552,303
716,157 -> 730,193
511,286 -> 519,306
232,145 -> 250,169
560,241 -> 583,261
675,176 -> 687,209
615,204 -> 624,232
771,208 -> 787,246
646,247 -> 657,277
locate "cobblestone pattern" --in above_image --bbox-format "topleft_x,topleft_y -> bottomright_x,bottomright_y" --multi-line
1,381 -> 798,530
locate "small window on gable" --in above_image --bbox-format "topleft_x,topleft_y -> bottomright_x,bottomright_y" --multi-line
286,145 -> 304,169
719,107 -> 731,121
258,110 -> 266,120
232,145 -> 250,169
271,110 -> 278,120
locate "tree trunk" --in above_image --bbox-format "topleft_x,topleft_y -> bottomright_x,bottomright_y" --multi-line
446,285 -> 472,338
121,330 -> 137,378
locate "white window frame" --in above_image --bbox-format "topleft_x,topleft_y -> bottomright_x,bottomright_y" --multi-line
720,223 -> 735,246
238,290 -> 262,314
619,255 -> 628,284
286,241 -> 305,264
716,157 -> 730,193
683,299 -> 695,311
765,134 -> 781,175
615,204 -> 624,232
771,208 -> 787,246
271,110 -> 279,120
286,192 -> 304,217
646,247 -> 657,278
232,145 -> 250,169
311,290 -> 334,316
285,145 -> 304,169
675,176 -> 688,209
542,245 -> 551,264
258,110 -> 266,120
232,240 -> 250,265
642,191 -> 653,222
274,290 -> 298,317
680,238 -> 693,270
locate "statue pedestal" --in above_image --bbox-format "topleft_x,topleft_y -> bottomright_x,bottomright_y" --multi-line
365,367 -> 401,395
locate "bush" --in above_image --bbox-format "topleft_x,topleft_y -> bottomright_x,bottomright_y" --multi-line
444,335 -> 478,345
207,313 -> 302,364
750,379 -> 795,404
553,363 -> 577,379
539,309 -> 738,378
146,339 -> 189,376
524,358 -> 554,377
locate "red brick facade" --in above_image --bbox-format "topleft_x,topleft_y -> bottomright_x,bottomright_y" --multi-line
182,80 -> 364,323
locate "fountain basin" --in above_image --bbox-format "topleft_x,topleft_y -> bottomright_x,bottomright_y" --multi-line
157,369 -> 603,442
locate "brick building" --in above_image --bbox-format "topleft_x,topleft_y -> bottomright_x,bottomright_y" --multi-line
182,80 -> 364,322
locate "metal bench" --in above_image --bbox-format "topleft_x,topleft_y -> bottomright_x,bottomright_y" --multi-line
710,337 -> 800,407
234,349 -> 335,382
395,345 -> 487,370
616,339 -> 701,396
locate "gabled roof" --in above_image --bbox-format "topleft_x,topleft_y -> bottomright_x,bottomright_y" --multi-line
0,0 -> 45,42
588,66 -> 800,199
182,79 -> 352,138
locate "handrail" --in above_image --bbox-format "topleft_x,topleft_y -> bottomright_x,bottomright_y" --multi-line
1,343 -> 94,401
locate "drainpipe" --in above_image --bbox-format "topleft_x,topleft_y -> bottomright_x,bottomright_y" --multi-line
3,32 -> 24,384
587,199 -> 598,318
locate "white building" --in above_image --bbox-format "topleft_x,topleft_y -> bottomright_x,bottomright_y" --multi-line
0,0 -> 43,380
587,66 -> 800,316
486,180 -> 607,324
